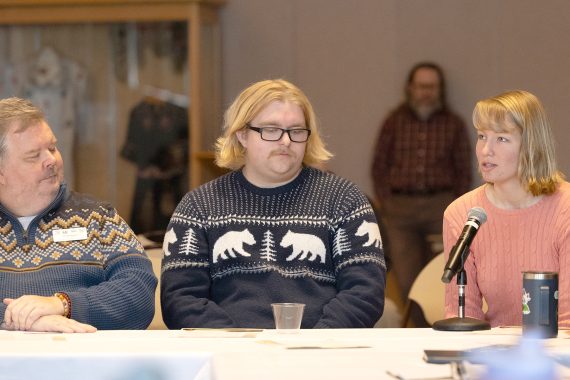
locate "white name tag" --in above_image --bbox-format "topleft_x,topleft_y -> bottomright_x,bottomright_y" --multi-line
52,227 -> 88,242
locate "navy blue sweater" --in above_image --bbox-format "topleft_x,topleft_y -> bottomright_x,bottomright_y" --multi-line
161,167 -> 386,329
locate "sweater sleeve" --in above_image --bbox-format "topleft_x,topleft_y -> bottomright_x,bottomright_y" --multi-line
160,195 -> 236,329
0,303 -> 6,325
555,197 -> 570,327
66,209 -> 157,329
314,186 -> 386,328
161,267 -> 236,329
314,263 -> 386,328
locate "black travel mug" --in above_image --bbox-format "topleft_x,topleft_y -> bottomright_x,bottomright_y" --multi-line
522,271 -> 558,338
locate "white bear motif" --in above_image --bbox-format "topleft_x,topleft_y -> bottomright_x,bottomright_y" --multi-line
212,229 -> 256,263
280,230 -> 326,263
162,228 -> 177,256
356,221 -> 382,248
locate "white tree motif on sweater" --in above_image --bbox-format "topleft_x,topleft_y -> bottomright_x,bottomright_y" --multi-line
180,228 -> 199,255
333,228 -> 350,257
260,230 -> 277,261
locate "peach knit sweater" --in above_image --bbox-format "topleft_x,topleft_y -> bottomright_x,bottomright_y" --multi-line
443,182 -> 570,327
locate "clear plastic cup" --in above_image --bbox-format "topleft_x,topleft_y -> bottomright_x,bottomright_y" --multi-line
271,303 -> 305,333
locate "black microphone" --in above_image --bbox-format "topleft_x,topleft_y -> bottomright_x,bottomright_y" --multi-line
441,207 -> 487,283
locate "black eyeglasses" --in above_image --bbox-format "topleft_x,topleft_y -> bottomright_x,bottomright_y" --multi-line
246,124 -> 311,142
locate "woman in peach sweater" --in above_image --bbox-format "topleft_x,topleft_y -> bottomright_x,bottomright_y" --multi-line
443,90 -> 570,327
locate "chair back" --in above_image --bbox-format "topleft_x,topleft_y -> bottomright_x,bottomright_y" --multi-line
406,252 -> 445,326
147,247 -> 168,329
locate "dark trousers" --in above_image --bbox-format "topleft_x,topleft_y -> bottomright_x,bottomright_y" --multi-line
381,191 -> 454,302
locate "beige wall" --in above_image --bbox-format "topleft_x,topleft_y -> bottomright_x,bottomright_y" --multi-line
220,0 -> 570,197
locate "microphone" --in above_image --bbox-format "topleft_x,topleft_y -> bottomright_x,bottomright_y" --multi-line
441,207 -> 487,283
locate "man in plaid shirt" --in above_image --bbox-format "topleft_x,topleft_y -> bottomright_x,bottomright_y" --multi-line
371,62 -> 472,326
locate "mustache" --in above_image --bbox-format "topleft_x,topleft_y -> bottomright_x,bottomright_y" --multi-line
270,149 -> 294,157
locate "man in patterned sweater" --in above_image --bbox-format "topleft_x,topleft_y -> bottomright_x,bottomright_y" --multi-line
0,97 -> 157,332
161,79 -> 386,329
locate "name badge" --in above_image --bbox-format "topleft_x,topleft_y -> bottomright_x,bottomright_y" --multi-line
52,227 -> 88,242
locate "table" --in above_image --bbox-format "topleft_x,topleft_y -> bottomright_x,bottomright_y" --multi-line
1,328 -> 569,379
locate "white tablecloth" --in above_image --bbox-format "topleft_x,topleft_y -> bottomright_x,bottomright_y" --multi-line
1,328 -> 569,379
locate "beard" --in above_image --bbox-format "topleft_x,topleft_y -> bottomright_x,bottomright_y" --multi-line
410,100 -> 442,121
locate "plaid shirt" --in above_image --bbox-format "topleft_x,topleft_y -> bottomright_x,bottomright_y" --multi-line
371,104 -> 472,201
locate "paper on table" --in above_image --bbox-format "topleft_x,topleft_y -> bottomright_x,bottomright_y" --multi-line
0,331 -> 66,341
180,328 -> 262,338
256,337 -> 370,349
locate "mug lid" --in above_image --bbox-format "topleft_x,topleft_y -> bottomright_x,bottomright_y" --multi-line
522,271 -> 558,280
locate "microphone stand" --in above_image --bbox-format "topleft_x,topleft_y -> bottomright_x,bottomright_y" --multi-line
433,266 -> 490,331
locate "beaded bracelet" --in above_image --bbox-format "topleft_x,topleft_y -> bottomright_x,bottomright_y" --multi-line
54,292 -> 72,319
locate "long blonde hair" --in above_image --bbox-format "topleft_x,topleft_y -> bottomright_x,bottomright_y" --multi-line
215,79 -> 333,170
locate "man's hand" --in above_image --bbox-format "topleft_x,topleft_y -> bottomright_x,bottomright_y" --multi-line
3,295 -> 65,331
2,314 -> 96,333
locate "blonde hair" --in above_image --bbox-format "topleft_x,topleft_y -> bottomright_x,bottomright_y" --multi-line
472,90 -> 564,195
0,97 -> 45,160
215,79 -> 333,169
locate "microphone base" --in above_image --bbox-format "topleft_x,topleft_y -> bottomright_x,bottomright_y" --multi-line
432,317 -> 491,331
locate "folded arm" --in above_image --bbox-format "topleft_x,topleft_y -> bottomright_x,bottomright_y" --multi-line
161,265 -> 236,329
314,263 -> 385,328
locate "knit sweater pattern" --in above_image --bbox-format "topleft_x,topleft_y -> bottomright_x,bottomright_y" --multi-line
0,185 -> 157,329
444,183 -> 570,327
161,167 -> 386,329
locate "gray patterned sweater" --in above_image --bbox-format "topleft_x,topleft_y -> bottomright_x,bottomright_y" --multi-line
0,184 -> 157,329
161,167 -> 386,328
